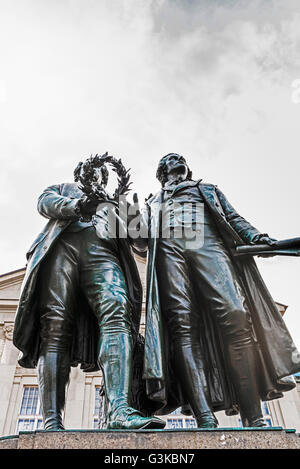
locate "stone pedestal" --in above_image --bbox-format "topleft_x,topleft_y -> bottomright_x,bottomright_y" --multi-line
0,427 -> 300,449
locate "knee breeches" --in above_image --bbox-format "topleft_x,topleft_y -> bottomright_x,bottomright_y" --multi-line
155,234 -> 253,350
38,227 -> 132,354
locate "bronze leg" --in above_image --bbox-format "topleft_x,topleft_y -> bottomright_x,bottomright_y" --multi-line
156,239 -> 217,428
37,234 -> 78,430
80,231 -> 165,429
188,239 -> 265,427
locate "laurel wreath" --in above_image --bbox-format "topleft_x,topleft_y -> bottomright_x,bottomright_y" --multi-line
76,152 -> 132,203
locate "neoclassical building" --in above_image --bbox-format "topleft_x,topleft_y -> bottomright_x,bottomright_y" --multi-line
1,257 -> 300,437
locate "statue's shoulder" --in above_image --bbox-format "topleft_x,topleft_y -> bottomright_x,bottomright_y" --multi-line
41,182 -> 81,199
59,182 -> 82,197
60,182 -> 77,190
198,181 -> 217,190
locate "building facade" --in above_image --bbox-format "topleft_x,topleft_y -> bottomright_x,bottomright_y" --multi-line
1,258 -> 300,437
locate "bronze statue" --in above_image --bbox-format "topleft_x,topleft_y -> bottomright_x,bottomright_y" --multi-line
133,153 -> 300,428
13,154 -> 165,431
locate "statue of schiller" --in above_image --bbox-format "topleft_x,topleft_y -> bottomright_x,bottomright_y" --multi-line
136,153 -> 300,428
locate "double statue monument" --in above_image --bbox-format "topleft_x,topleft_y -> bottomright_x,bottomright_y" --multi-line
12,153 -> 300,430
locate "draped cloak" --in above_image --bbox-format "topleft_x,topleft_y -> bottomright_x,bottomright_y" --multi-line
141,181 -> 300,415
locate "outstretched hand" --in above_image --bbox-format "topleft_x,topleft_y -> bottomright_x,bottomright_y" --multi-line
255,235 -> 277,247
254,235 -> 277,257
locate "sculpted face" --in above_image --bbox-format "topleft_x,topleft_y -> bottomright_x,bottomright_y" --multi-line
164,154 -> 189,181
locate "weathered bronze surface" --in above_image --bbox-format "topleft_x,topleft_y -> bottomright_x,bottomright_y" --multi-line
137,153 -> 300,428
13,157 -> 165,431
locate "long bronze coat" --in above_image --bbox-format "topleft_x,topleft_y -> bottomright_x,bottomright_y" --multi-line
13,183 -> 143,372
142,181 -> 300,415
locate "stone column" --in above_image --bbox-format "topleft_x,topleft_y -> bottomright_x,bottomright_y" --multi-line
0,323 -> 19,436
64,367 -> 86,429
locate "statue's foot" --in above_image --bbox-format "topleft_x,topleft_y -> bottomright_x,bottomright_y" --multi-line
107,407 -> 166,430
44,422 -> 65,431
196,411 -> 218,429
247,417 -> 266,428
44,416 -> 65,431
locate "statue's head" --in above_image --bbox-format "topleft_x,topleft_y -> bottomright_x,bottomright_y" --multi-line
156,153 -> 192,186
74,159 -> 109,188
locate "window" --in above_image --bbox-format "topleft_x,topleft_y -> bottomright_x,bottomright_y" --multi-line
167,418 -> 183,429
167,413 -> 197,429
262,402 -> 273,427
17,419 -> 43,432
93,418 -> 99,429
93,386 -> 101,428
94,384 -> 107,429
262,402 -> 270,415
185,418 -> 197,428
94,386 -> 101,414
16,386 -> 43,433
20,386 -> 39,415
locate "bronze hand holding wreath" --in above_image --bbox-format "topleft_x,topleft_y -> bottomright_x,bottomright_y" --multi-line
74,152 -> 132,222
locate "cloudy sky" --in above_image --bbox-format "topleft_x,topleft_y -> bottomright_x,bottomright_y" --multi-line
0,0 -> 300,346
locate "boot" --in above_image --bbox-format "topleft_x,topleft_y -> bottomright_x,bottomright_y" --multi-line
174,344 -> 218,429
242,416 -> 266,428
37,351 -> 71,431
228,342 -> 265,428
98,332 -> 165,430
